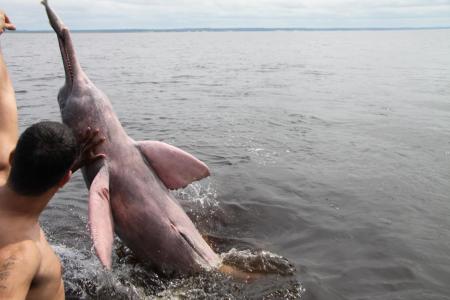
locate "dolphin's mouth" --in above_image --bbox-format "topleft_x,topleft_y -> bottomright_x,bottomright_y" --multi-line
58,29 -> 75,86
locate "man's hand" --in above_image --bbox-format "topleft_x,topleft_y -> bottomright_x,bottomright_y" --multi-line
0,11 -> 16,35
71,128 -> 106,173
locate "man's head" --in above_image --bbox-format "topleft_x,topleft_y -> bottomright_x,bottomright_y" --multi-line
8,121 -> 78,196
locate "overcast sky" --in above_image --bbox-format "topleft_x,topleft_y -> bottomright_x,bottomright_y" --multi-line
3,0 -> 450,30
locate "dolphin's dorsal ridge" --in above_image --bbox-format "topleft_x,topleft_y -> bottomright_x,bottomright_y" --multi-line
136,141 -> 210,190
88,165 -> 114,270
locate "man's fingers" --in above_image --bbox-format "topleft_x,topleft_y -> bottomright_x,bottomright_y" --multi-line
79,128 -> 89,141
85,135 -> 105,151
86,127 -> 100,141
91,129 -> 101,140
5,23 -> 16,31
92,137 -> 106,147
87,129 -> 103,146
4,15 -> 16,31
80,127 -> 93,143
86,127 -> 93,139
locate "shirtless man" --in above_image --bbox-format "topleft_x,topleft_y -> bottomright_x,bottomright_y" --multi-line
0,12 -> 105,299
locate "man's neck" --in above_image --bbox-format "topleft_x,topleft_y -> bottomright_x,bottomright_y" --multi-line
0,184 -> 57,222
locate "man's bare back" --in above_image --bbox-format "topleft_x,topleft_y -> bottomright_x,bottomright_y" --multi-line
0,225 -> 64,300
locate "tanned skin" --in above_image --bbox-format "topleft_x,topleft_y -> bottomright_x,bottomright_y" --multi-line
0,12 -> 105,300
0,10 -> 17,185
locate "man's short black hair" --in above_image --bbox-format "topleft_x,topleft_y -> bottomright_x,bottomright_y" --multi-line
8,121 -> 78,196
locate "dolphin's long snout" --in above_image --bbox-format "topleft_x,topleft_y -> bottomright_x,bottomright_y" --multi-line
41,0 -> 65,37
42,0 -> 82,87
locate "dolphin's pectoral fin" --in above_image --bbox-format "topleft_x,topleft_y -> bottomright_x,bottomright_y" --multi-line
88,165 -> 114,270
136,141 -> 210,190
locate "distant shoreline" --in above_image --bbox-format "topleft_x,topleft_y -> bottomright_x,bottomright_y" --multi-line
12,27 -> 450,33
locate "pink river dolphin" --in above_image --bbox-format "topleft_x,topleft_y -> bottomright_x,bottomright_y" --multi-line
42,0 -> 221,274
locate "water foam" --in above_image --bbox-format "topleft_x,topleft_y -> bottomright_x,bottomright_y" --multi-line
50,181 -> 303,299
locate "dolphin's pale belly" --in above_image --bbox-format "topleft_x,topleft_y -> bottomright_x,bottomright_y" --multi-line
106,145 -> 220,274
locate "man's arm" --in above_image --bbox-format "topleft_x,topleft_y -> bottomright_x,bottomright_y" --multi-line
0,242 -> 41,300
0,11 -> 17,183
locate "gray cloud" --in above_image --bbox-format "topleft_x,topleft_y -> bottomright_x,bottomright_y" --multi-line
2,0 -> 450,30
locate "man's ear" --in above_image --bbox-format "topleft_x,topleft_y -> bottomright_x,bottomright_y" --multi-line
58,170 -> 72,188
8,150 -> 15,165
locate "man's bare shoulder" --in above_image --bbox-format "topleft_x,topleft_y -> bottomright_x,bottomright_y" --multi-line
0,241 -> 41,299
0,240 -> 41,259
0,240 -> 41,273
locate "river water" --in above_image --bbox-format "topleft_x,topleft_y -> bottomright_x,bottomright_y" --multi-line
2,29 -> 450,299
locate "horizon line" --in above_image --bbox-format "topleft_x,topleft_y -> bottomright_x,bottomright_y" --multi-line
12,26 -> 450,33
